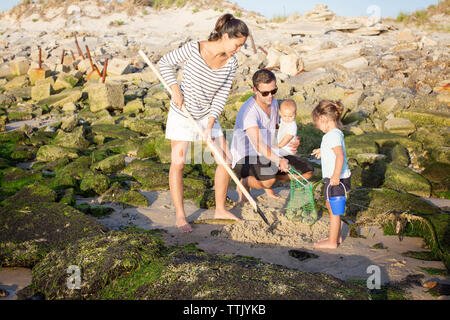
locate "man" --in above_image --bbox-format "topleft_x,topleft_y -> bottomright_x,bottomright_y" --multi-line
231,69 -> 314,201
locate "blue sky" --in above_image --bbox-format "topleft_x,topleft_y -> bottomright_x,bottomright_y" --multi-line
0,0 -> 440,18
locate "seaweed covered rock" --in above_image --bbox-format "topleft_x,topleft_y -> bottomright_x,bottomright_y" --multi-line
96,244 -> 369,300
52,126 -> 90,150
1,182 -> 57,207
382,163 -> 431,197
123,118 -> 164,136
123,159 -> 170,191
56,156 -> 92,180
36,145 -> 79,162
346,188 -> 449,270
91,154 -> 126,174
26,231 -> 163,299
421,162 -> 450,197
0,200 -> 107,268
0,167 -> 42,193
80,170 -> 111,196
90,123 -> 139,141
100,182 -> 149,207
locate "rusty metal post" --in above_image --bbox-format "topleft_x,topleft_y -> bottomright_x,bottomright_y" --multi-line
85,45 -> 102,77
61,49 -> 66,65
70,50 -> 76,61
74,33 -> 85,59
258,46 -> 268,56
102,58 -> 108,84
39,47 -> 42,69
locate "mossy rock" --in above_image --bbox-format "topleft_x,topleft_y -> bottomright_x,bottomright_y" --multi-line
28,130 -> 57,147
95,245 -> 369,300
74,203 -> 114,218
183,177 -> 209,207
345,132 -> 422,159
382,163 -> 431,197
1,183 -> 57,207
23,230 -> 163,299
390,144 -> 409,166
123,118 -> 164,136
124,159 -> 170,191
136,136 -> 158,159
90,123 -> 140,140
0,167 -> 42,193
346,188 -> 440,223
80,170 -> 111,196
0,201 -> 107,268
47,174 -> 78,191
395,110 -> 450,127
153,135 -> 171,163
59,188 -> 76,206
91,154 -> 126,174
0,157 -> 10,169
101,182 -> 149,207
36,145 -> 79,162
97,138 -> 141,155
31,158 -> 70,173
421,162 -> 450,194
346,188 -> 449,270
0,130 -> 27,144
55,156 -> 91,180
52,126 -> 90,150
10,145 -> 37,162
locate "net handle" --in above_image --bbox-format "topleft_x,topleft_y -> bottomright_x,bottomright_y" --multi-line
326,182 -> 348,201
288,166 -> 310,187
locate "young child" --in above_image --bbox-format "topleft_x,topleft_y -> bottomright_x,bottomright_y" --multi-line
264,100 -> 298,199
311,100 -> 351,249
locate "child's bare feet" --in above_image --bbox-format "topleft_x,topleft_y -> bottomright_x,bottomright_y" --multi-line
264,188 -> 280,199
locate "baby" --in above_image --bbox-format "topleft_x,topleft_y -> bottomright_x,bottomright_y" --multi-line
264,100 -> 298,199
277,100 -> 297,156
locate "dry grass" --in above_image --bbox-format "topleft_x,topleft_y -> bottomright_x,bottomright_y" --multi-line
6,0 -> 239,19
395,0 -> 449,26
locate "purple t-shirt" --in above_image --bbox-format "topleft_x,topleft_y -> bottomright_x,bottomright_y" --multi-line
231,96 -> 280,168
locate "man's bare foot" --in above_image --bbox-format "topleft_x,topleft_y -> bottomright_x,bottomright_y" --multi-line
264,189 -> 280,199
314,239 -> 338,249
237,177 -> 250,203
214,208 -> 241,221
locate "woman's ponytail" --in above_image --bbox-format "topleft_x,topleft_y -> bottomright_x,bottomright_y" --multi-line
208,13 -> 249,41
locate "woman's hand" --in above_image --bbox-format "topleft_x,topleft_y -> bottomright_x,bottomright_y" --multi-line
202,127 -> 213,143
287,136 -> 300,154
171,85 -> 184,110
311,148 -> 321,159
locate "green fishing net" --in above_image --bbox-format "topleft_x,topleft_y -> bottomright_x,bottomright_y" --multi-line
286,166 -> 318,226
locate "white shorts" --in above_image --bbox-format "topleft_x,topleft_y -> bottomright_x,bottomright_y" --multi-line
165,108 -> 224,142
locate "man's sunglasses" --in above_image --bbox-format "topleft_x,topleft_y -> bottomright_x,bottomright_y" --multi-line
256,87 -> 278,97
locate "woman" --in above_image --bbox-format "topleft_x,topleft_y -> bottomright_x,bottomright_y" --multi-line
158,14 -> 249,233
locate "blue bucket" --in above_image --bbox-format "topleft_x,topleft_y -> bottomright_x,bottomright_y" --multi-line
326,182 -> 348,216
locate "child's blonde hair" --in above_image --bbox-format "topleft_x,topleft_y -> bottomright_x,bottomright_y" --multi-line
312,100 -> 344,126
280,99 -> 297,113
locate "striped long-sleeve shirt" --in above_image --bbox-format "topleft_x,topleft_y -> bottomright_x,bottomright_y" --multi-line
158,40 -> 238,120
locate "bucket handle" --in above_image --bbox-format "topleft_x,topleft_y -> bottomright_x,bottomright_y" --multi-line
326,181 -> 348,201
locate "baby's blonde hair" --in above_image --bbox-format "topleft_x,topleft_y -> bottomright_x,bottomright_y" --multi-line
280,99 -> 297,114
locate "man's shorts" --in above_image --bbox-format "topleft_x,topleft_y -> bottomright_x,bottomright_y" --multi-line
233,155 -> 314,181
323,177 -> 351,200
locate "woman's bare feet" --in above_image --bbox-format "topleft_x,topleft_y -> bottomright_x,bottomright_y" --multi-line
316,236 -> 343,244
214,207 -> 241,221
314,239 -> 338,249
264,188 -> 280,199
176,217 -> 193,233
237,177 -> 250,203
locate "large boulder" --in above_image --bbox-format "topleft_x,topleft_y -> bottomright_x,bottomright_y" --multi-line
382,163 -> 431,197
80,170 -> 111,195
383,118 -> 416,136
88,82 -> 124,112
53,126 -> 90,149
91,154 -> 126,174
123,118 -> 164,136
36,145 -> 79,162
